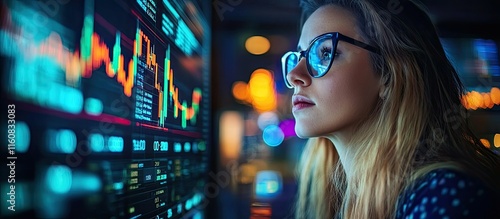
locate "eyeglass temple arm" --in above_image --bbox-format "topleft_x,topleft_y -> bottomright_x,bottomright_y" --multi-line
337,34 -> 380,54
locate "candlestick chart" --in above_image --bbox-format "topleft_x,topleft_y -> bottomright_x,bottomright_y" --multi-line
133,25 -> 203,132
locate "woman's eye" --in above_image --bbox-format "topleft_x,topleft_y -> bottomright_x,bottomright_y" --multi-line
320,47 -> 332,61
322,52 -> 331,60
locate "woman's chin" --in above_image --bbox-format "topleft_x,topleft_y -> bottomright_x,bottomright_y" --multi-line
294,128 -> 316,139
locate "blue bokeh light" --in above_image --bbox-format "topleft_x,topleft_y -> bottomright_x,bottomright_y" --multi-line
262,125 -> 284,147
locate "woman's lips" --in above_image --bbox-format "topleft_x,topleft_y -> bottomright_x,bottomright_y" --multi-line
293,102 -> 315,112
292,95 -> 315,112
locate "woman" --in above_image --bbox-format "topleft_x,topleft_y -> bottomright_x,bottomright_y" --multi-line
281,0 -> 500,218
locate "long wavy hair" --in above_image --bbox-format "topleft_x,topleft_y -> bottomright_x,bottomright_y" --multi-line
294,0 -> 500,218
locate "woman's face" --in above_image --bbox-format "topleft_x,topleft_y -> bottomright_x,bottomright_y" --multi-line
288,5 -> 381,139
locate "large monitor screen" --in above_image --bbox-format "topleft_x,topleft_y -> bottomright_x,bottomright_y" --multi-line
0,0 -> 211,218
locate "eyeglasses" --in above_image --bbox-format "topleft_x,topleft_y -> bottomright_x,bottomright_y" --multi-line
281,32 -> 380,88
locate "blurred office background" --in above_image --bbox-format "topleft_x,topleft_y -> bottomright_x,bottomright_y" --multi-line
0,0 -> 499,218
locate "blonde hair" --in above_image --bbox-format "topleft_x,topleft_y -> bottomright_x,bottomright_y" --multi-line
294,0 -> 500,218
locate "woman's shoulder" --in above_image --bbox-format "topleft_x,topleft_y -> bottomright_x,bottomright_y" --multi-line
396,168 -> 499,218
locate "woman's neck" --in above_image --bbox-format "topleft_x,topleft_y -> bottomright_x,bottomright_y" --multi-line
327,132 -> 355,180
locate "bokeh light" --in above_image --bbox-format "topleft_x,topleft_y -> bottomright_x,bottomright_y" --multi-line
462,87 -> 500,110
254,170 -> 282,200
494,134 -> 500,148
47,129 -> 77,154
245,36 -> 270,55
232,69 -> 277,112
480,138 -> 491,148
85,97 -> 103,116
16,121 -> 30,153
46,165 -> 72,194
262,125 -> 284,147
232,81 -> 249,101
89,133 -> 105,152
219,111 -> 244,161
491,87 -> 500,104
249,69 -> 276,112
257,112 -> 279,130
469,91 -> 483,110
279,119 -> 296,138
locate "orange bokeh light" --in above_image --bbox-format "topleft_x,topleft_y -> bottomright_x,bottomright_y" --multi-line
232,81 -> 249,101
232,69 -> 277,112
480,138 -> 491,148
494,134 -> 500,148
491,87 -> 500,104
245,36 -> 270,55
462,88 -> 500,110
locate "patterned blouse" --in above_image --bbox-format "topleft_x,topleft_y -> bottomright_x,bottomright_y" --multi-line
396,168 -> 499,218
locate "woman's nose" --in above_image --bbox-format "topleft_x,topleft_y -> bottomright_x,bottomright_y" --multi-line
286,59 -> 311,88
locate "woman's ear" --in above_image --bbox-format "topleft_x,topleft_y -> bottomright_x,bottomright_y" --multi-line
379,86 -> 388,100
379,74 -> 390,100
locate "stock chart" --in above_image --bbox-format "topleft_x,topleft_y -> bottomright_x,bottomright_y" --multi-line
0,0 -> 211,218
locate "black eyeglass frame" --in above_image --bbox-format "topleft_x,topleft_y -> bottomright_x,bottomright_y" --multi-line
281,32 -> 380,88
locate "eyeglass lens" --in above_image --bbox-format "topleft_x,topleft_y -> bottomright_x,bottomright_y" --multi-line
283,35 -> 336,87
308,35 -> 334,77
